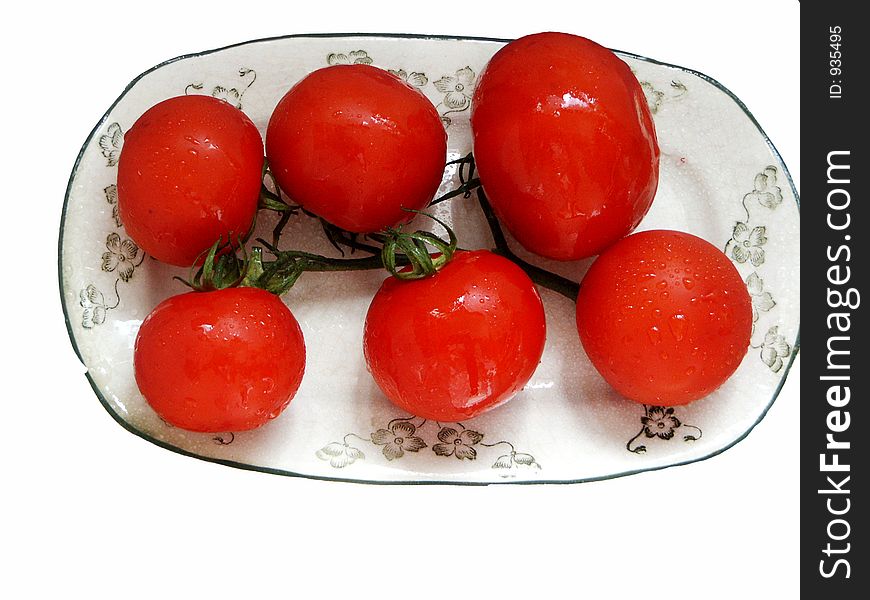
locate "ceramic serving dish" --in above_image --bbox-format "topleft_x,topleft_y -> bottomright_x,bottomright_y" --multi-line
60,33 -> 800,484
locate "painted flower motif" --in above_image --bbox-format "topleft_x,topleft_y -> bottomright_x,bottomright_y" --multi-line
80,284 -> 108,329
370,421 -> 427,460
745,166 -> 783,210
492,451 -> 541,471
211,85 -> 243,108
761,326 -> 791,373
640,81 -> 664,114
728,222 -> 767,267
433,426 -> 483,460
213,67 -> 256,109
641,406 -> 682,440
104,184 -> 121,227
434,66 -> 475,110
212,432 -> 235,445
669,80 -> 688,97
632,76 -> 686,115
99,122 -> 124,167
389,69 -> 428,87
327,50 -> 373,65
316,442 -> 365,468
746,272 -> 776,330
101,233 -> 141,282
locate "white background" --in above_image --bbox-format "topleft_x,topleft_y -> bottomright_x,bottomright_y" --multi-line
1,1 -> 799,597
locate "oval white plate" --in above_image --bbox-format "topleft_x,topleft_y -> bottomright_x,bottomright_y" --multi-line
60,33 -> 800,485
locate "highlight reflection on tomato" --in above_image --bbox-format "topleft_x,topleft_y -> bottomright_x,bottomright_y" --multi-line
363,250 -> 546,421
471,32 -> 660,260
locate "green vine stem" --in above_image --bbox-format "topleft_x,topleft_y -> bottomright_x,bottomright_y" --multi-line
429,152 -> 480,206
217,153 -> 581,301
250,240 -> 405,296
476,187 -> 581,302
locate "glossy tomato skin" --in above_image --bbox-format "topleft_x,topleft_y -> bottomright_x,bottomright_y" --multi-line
364,250 -> 546,421
134,287 -> 305,432
266,65 -> 447,233
576,230 -> 752,406
471,32 -> 660,260
117,95 -> 264,267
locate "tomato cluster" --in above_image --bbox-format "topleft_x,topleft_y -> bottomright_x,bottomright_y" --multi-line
120,32 -> 752,436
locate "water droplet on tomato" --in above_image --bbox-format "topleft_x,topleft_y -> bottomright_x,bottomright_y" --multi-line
647,326 -> 662,345
668,313 -> 685,339
682,277 -> 695,290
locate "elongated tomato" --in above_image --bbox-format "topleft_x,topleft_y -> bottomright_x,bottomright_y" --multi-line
471,32 -> 660,260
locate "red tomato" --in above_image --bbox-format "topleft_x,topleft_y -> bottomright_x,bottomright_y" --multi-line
364,250 -> 546,421
575,230 -> 752,406
117,95 -> 264,267
266,64 -> 447,233
471,32 -> 660,260
134,287 -> 305,432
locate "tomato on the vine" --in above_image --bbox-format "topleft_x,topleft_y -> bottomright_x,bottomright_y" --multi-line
363,250 -> 546,421
117,95 -> 265,267
134,287 -> 305,432
471,32 -> 660,261
575,230 -> 752,406
266,64 -> 447,233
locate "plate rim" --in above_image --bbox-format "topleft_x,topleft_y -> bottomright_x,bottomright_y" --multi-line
58,31 -> 801,486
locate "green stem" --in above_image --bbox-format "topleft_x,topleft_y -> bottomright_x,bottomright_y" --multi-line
275,253 -> 386,272
476,188 -> 581,302
320,220 -> 382,256
428,177 -> 481,206
252,239 -> 411,295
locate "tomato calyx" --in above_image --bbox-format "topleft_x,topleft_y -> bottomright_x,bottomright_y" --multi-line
380,210 -> 457,280
257,160 -> 306,248
174,234 -> 253,292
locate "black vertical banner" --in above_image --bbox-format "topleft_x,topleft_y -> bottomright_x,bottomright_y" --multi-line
802,1 -> 865,596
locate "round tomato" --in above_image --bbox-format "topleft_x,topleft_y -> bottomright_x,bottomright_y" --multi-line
117,95 -> 264,267
134,287 -> 305,432
471,32 -> 660,260
364,250 -> 546,421
575,230 -> 752,406
266,64 -> 447,233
